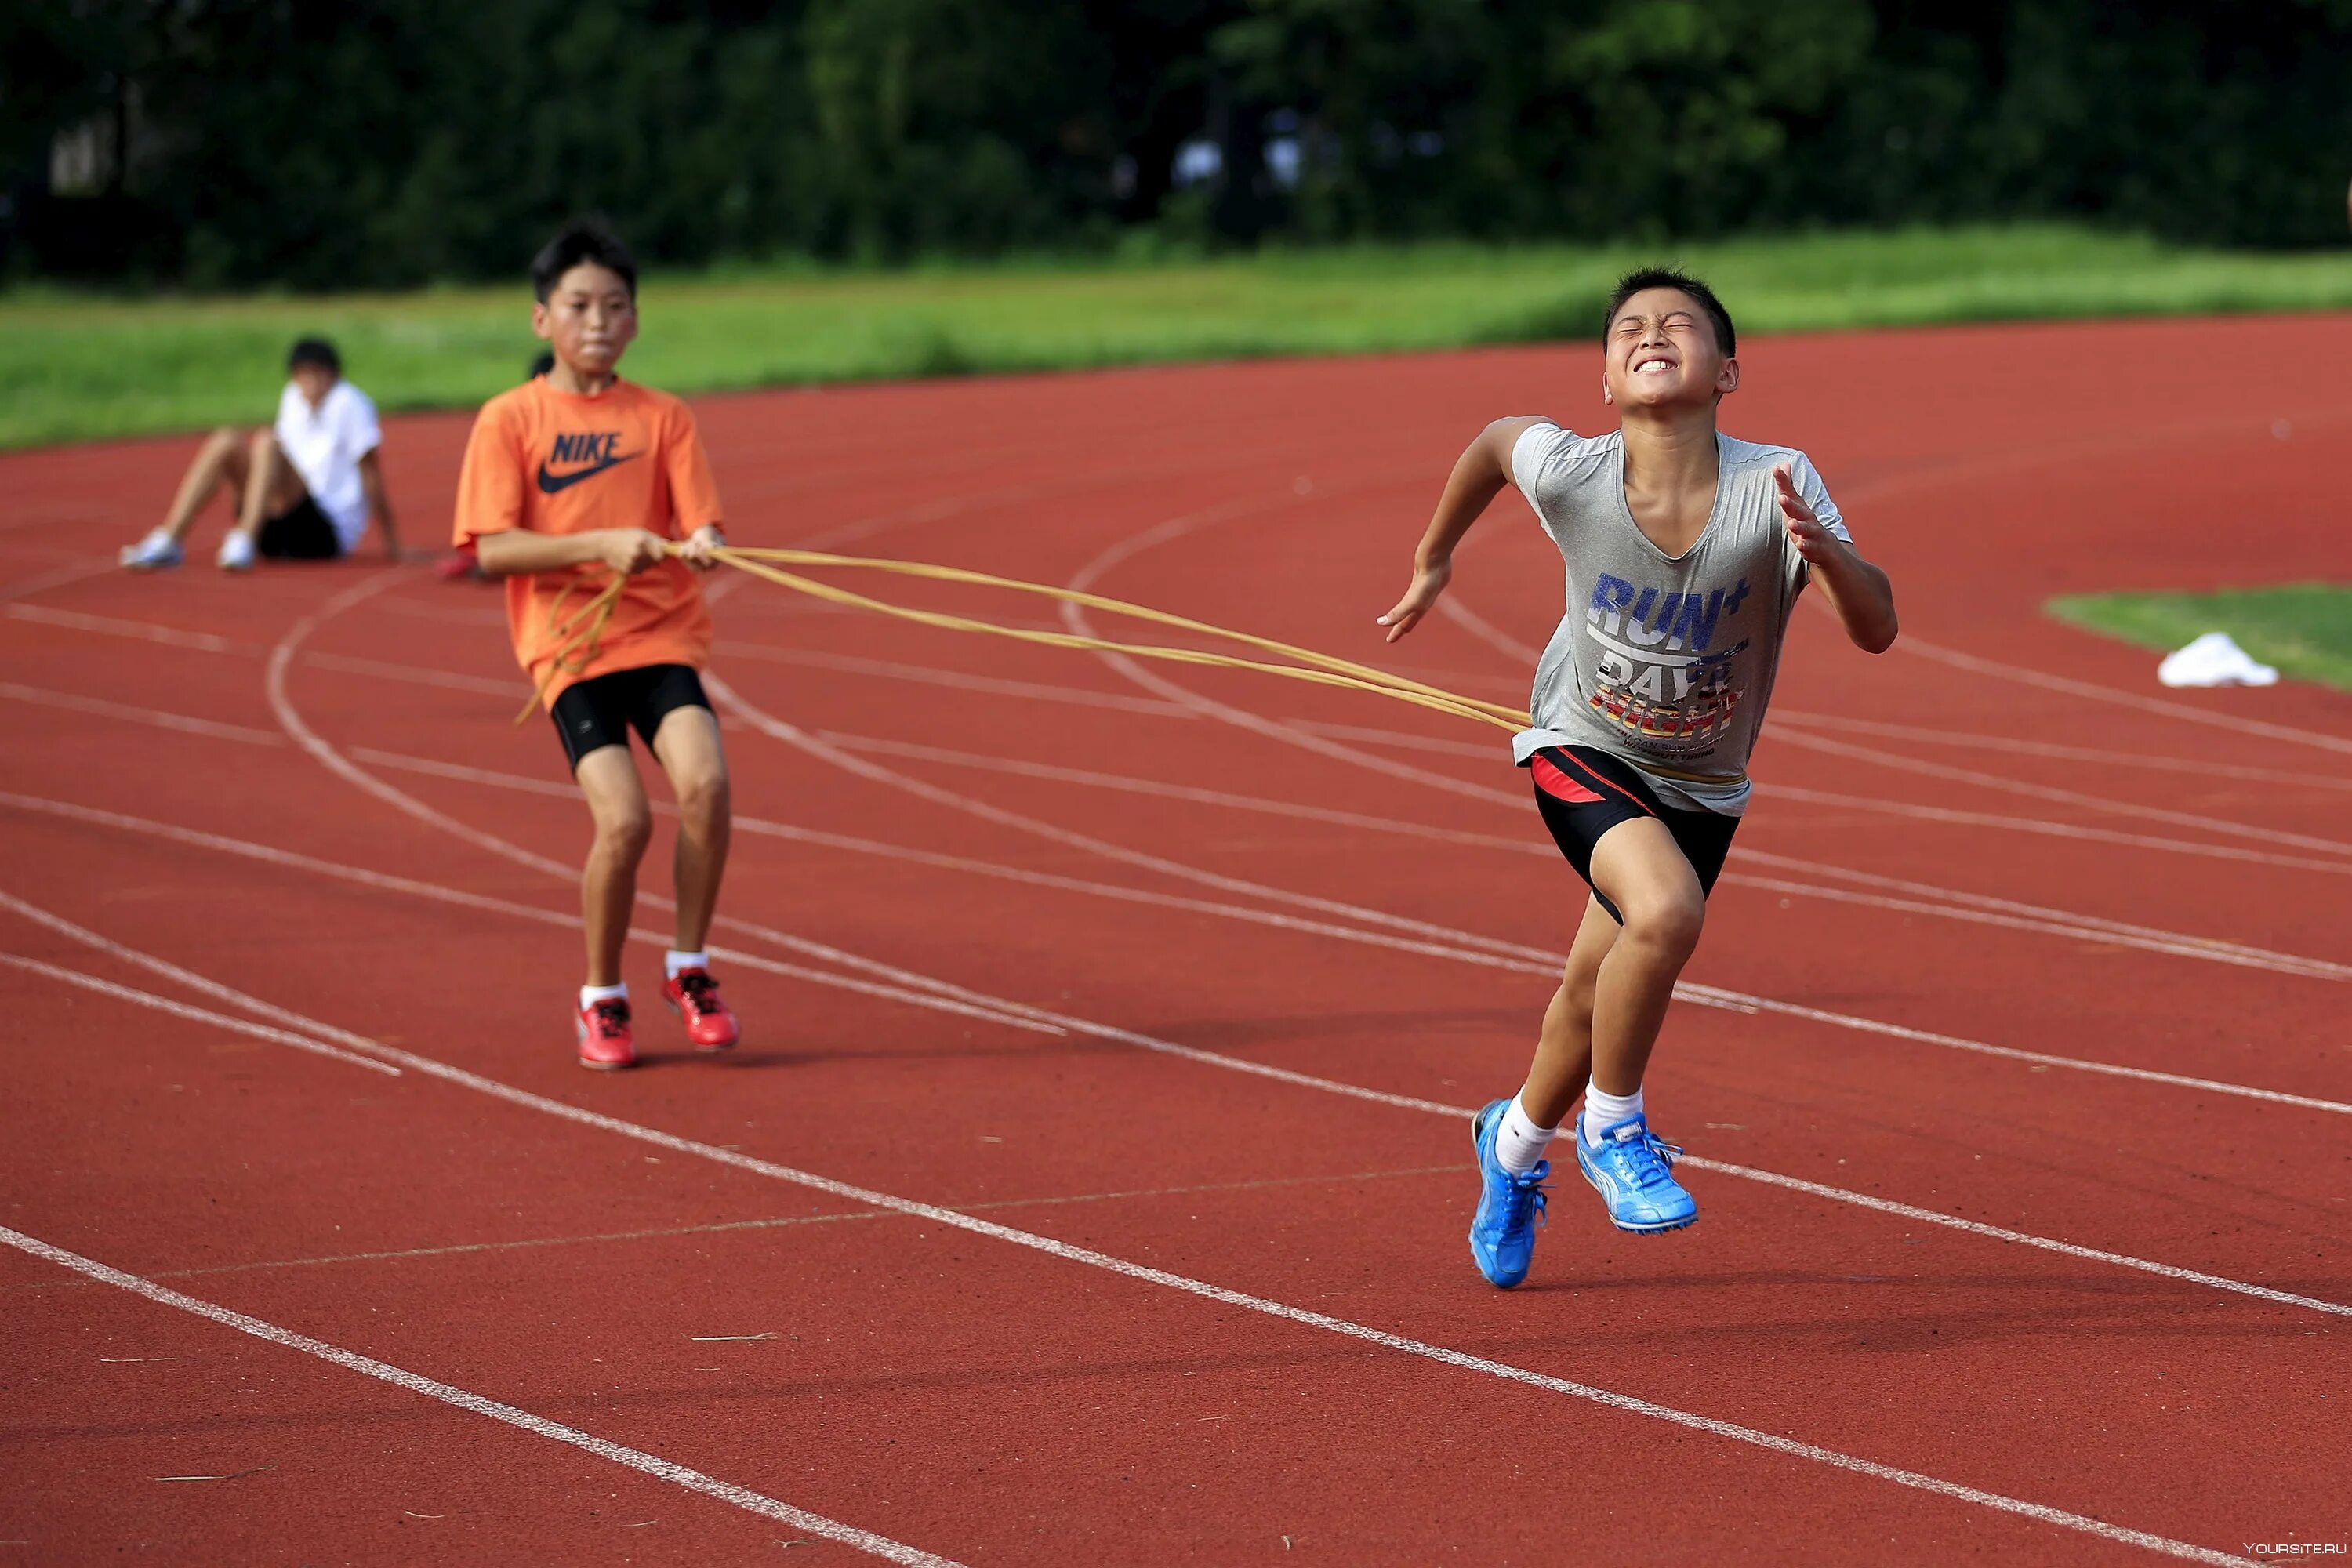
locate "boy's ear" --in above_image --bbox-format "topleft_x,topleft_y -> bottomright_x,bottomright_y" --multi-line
1715,356 -> 1740,397
1600,368 -> 1614,407
530,301 -> 554,343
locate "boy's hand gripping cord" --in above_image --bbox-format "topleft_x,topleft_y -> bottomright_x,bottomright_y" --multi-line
517,543 -> 1535,734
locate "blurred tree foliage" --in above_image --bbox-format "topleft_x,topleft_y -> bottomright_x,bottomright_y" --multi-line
5,0 -> 2347,286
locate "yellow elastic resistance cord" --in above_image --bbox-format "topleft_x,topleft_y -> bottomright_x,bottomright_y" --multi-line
517,543 -> 1535,734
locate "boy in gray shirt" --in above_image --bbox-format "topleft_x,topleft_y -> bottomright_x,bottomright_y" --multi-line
1377,267 -> 1899,1287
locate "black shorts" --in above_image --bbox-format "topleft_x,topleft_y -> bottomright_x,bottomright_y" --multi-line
256,495 -> 343,560
550,663 -> 711,771
1528,746 -> 1740,924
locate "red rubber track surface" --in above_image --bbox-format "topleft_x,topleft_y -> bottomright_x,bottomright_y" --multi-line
3,316 -> 2349,1566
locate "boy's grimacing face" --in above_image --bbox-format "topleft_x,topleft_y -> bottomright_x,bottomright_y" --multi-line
1602,287 -> 1737,411
532,261 -> 638,373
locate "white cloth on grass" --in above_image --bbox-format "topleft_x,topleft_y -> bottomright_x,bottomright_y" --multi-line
2157,632 -> 2278,688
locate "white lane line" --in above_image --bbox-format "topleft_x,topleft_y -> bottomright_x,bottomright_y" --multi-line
1727,848 -> 2351,980
0,951 -> 400,1078
1762,779 -> 2352,877
263,578 -> 1102,1039
7,601 -> 244,652
0,937 -> 2272,1565
1428,591 -> 1545,662
1058,523 -> 2352,977
0,792 -> 1454,1117
1720,867 -> 2350,984
0,557 -> 118,605
20,787 -> 2350,1326
715,642 -> 1198,720
15,666 -> 2332,984
812,729 -> 2352,972
346,746 -> 1543,977
1900,637 -> 2352,760
0,790 -> 1049,1041
1771,729 -> 2352,861
789,701 -> 2352,988
1777,712 -> 2352,793
304,651 -> 523,698
0,1224 -> 964,1567
1672,979 -> 2352,1113
1291,718 -> 1498,759
704,671 -> 1549,966
5,1166 -> 1466,1293
2,603 -> 528,699
0,681 -> 289,746
353,746 -> 2352,1104
819,731 -> 1544,849
30,586 -> 2337,973
10,662 -> 2347,1083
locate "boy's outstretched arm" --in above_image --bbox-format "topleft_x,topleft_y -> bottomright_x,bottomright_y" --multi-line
1774,464 -> 1898,654
1377,416 -> 1549,643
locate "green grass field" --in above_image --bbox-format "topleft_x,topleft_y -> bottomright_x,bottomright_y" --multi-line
10,223 -> 2352,449
2049,585 -> 2352,693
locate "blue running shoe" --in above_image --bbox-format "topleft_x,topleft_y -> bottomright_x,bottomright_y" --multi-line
1575,1114 -> 1696,1233
1468,1098 -> 1549,1287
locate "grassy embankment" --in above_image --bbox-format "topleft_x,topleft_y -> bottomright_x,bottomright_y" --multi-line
9,223 -> 2352,448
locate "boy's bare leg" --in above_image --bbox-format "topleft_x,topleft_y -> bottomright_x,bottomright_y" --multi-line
1584,818 -> 1707,1096
573,746 -> 653,987
232,430 -> 308,538
1515,895 -> 1619,1128
650,705 -> 731,953
157,429 -> 249,542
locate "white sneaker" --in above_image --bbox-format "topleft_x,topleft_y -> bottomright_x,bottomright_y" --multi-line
119,529 -> 184,571
216,531 -> 257,572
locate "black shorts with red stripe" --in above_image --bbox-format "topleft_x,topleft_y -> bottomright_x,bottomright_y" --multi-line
1527,746 -> 1739,924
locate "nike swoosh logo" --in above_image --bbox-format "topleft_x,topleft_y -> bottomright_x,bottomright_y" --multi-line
535,450 -> 643,494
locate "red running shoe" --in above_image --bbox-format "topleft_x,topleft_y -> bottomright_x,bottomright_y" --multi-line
576,996 -> 637,1070
662,967 -> 739,1051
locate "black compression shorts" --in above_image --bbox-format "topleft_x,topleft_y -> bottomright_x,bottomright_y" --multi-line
549,662 -> 710,771
1527,745 -> 1739,924
256,495 -> 343,560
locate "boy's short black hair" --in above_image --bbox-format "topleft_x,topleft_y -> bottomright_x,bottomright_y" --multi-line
286,337 -> 341,375
1604,267 -> 1736,357
532,220 -> 638,303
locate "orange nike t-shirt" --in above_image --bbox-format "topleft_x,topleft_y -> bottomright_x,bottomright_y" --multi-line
452,376 -> 723,707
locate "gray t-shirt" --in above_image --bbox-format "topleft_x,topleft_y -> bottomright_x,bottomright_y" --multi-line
1508,422 -> 1851,815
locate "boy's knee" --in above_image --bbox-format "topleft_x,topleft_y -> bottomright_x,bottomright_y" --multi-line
245,429 -> 275,457
205,426 -> 241,452
674,766 -> 730,825
1624,891 -> 1705,960
593,802 -> 655,856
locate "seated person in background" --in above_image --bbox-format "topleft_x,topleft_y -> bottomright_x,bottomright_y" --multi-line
121,337 -> 397,572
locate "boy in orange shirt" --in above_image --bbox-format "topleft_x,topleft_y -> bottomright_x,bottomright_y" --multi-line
452,222 -> 739,1069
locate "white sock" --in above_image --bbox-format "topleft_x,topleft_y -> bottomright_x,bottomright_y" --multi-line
665,949 -> 709,979
579,982 -> 628,1010
1581,1083 -> 1645,1147
1494,1094 -> 1559,1175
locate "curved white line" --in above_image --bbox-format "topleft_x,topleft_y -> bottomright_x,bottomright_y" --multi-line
1771,729 -> 2352,860
1903,637 -> 2352,760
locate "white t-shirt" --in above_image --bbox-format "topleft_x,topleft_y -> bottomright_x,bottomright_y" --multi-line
274,380 -> 382,551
